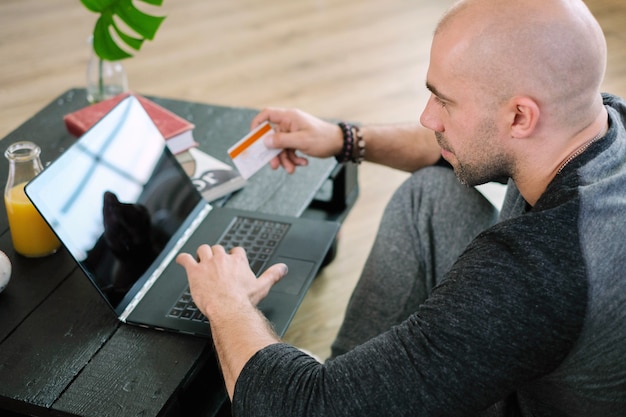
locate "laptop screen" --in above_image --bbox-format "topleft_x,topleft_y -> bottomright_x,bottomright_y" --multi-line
26,96 -> 203,310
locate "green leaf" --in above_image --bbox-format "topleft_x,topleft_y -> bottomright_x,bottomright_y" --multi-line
113,1 -> 165,40
111,19 -> 144,51
93,15 -> 133,61
84,0 -> 166,61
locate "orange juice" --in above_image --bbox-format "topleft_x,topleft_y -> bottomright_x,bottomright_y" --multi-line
4,181 -> 60,257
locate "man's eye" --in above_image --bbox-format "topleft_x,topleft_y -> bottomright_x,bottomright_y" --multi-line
434,96 -> 447,107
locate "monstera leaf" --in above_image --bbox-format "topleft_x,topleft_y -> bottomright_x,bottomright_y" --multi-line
81,0 -> 166,61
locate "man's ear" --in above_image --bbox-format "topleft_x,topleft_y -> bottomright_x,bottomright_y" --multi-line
508,96 -> 540,138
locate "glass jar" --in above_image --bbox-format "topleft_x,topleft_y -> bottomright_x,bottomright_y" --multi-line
86,36 -> 128,103
4,141 -> 60,257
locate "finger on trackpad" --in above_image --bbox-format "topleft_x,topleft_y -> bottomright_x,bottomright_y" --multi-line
272,257 -> 314,295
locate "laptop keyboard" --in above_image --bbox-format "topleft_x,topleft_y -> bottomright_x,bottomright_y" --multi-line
167,216 -> 290,323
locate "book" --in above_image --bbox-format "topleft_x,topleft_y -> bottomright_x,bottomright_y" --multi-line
176,147 -> 246,203
63,92 -> 198,155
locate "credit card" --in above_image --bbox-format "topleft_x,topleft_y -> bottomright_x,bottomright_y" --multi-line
228,121 -> 281,179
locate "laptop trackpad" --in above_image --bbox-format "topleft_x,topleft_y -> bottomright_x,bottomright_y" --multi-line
271,257 -> 314,295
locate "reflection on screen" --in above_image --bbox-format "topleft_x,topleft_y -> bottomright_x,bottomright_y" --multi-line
26,97 -> 203,308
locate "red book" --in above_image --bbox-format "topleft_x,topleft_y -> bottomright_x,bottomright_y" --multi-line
63,92 -> 198,155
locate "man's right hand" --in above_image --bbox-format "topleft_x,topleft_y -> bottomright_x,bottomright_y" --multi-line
250,108 -> 344,174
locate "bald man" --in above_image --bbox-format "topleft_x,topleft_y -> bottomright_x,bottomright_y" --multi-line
177,0 -> 626,415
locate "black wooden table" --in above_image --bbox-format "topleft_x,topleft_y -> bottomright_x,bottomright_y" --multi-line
0,89 -> 358,417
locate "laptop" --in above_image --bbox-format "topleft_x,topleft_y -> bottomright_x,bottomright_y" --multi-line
25,96 -> 340,338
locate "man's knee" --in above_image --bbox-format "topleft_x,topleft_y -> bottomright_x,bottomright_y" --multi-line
385,166 -> 499,279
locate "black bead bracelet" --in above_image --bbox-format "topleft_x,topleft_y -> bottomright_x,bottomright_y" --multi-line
335,122 -> 365,164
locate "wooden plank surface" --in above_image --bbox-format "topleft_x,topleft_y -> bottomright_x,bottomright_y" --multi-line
0,232 -> 75,342
0,269 -> 118,412
52,325 -> 210,417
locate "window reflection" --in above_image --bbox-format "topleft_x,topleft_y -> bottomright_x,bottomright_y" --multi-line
29,97 -> 202,308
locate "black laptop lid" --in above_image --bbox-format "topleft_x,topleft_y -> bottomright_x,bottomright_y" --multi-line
26,96 -> 204,312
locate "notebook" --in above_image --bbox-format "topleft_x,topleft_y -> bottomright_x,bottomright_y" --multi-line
25,96 -> 340,338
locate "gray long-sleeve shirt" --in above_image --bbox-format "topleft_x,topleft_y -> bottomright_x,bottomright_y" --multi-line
232,94 -> 626,416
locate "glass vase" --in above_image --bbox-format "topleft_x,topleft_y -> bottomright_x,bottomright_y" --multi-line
86,39 -> 128,103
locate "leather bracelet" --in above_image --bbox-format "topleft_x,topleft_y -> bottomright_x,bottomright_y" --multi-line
352,125 -> 365,164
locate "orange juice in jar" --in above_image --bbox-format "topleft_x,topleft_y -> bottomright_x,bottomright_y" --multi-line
5,181 -> 60,257
4,141 -> 60,257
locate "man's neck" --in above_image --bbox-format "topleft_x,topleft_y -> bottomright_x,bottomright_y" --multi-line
514,107 -> 609,207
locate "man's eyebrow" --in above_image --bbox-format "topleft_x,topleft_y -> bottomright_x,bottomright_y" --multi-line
425,82 -> 454,104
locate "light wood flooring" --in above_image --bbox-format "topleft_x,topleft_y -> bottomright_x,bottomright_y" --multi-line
1,0 -> 625,360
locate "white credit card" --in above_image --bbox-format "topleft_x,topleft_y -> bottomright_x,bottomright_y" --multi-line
228,121 -> 282,179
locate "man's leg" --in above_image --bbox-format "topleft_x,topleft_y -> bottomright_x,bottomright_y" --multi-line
330,167 -> 499,358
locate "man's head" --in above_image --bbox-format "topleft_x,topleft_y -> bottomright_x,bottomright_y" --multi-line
420,0 -> 607,186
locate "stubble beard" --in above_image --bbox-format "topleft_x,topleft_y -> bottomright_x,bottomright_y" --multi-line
435,130 -> 511,187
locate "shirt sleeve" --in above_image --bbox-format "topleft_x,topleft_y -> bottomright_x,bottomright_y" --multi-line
233,218 -> 588,417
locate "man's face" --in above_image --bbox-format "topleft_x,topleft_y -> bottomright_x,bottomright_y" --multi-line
420,32 -> 512,186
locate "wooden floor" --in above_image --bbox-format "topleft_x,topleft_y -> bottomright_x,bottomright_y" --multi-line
1,0 -> 625,360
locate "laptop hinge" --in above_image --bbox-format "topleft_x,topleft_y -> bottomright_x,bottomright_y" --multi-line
119,203 -> 213,322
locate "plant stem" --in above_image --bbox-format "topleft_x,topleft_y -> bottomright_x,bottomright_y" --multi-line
98,58 -> 104,100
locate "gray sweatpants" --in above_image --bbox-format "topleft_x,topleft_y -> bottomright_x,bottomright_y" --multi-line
331,166 -> 499,358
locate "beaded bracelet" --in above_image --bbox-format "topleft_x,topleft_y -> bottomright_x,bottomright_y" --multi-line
335,122 -> 365,164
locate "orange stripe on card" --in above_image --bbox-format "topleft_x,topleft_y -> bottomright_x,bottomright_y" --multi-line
228,123 -> 272,159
